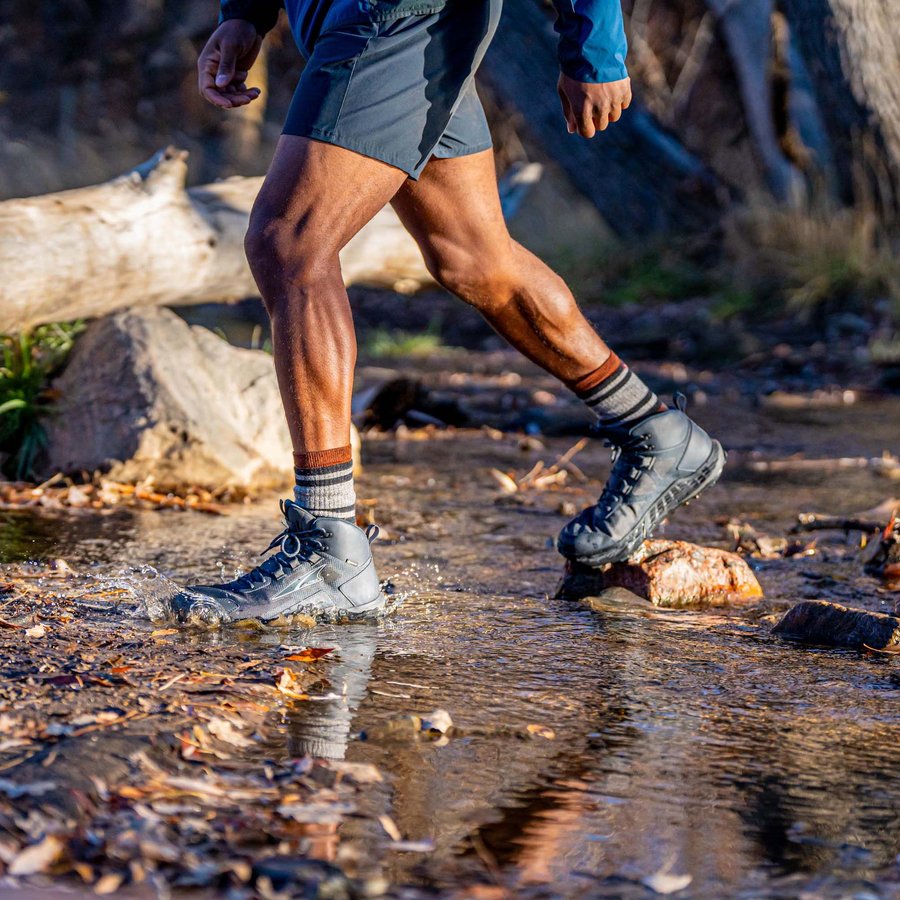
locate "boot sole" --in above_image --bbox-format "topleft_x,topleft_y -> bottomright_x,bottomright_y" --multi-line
560,440 -> 727,568
175,590 -> 390,628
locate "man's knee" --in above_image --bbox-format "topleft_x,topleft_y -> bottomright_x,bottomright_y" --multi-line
245,205 -> 337,312
426,244 -> 516,310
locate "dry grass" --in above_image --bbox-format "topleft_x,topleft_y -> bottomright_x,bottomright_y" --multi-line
724,201 -> 900,319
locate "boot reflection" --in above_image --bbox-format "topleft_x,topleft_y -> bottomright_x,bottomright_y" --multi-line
285,625 -> 377,760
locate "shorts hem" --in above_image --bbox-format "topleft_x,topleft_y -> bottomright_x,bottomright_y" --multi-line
432,141 -> 494,161
280,128 -> 493,179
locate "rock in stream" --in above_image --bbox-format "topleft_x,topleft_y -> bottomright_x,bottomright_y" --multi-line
42,308 -> 293,490
557,539 -> 764,608
774,600 -> 900,650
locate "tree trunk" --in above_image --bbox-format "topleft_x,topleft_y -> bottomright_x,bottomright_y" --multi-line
482,0 -> 725,238
779,0 -> 900,215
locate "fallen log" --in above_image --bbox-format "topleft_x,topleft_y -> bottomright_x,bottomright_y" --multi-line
0,147 -> 541,333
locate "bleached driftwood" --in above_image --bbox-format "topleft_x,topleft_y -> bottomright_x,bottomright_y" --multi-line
0,147 -> 541,332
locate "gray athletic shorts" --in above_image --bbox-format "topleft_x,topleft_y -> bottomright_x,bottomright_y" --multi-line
283,1 -> 502,178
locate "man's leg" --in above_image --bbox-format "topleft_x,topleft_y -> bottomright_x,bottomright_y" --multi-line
247,136 -> 407,456
246,136 -> 407,520
172,137 -> 406,625
390,149 -> 662,423
391,149 -> 724,565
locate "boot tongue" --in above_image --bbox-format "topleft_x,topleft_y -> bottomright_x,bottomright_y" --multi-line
284,499 -> 318,531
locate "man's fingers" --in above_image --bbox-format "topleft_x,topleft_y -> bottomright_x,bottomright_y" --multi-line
607,102 -> 623,125
201,87 -> 235,108
202,86 -> 261,108
577,104 -> 596,139
224,88 -> 262,107
557,86 -> 576,134
215,42 -> 239,87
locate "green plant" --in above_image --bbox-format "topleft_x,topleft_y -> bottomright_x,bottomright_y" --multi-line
0,322 -> 84,480
569,240 -> 719,308
363,320 -> 445,359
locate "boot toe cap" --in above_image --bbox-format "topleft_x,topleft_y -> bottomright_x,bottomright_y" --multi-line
171,587 -> 235,626
557,517 -> 617,560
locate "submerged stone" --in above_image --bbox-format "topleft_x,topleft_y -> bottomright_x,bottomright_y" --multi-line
774,600 -> 900,650
557,539 -> 764,608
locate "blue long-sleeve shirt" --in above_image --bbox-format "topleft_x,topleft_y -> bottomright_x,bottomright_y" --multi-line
219,0 -> 628,83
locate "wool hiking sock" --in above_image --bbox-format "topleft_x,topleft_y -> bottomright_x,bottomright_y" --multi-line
569,351 -> 665,429
293,447 -> 356,522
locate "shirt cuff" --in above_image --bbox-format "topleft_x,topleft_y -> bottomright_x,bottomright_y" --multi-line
218,1 -> 281,37
559,52 -> 629,84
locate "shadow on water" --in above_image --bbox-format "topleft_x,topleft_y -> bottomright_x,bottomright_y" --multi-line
1,396 -> 899,897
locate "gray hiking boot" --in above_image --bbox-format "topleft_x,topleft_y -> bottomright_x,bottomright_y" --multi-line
557,397 -> 725,566
172,499 -> 386,626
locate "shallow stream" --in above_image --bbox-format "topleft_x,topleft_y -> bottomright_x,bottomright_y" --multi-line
2,396 -> 899,897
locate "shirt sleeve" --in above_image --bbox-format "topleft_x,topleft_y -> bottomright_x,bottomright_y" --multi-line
218,0 -> 283,37
551,0 -> 629,84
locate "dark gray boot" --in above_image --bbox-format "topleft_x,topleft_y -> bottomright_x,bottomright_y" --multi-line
172,499 -> 386,626
557,398 -> 725,566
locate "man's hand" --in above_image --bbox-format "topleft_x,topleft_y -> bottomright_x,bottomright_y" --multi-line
557,74 -> 631,138
198,19 -> 263,109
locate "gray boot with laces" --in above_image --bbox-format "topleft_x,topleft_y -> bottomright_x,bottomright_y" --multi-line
557,397 -> 725,566
172,499 -> 386,626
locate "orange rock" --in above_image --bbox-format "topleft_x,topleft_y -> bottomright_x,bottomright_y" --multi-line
557,539 -> 764,608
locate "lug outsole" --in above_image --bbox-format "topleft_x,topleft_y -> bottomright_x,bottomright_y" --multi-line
174,590 -> 392,629
559,440 -> 727,568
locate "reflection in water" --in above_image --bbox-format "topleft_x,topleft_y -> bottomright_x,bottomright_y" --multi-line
285,628 -> 377,760
2,397 -> 900,896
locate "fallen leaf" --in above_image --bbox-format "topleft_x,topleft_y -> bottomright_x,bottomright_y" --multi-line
25,624 -> 47,638
642,872 -> 692,895
94,872 -> 124,894
390,839 -> 435,852
489,468 -> 519,494
207,717 -> 253,748
526,724 -> 556,740
274,667 -> 310,701
151,628 -> 178,638
283,647 -> 335,663
277,801 -> 353,824
73,862 -> 94,882
378,814 -> 402,841
9,834 -> 65,875
325,760 -> 382,784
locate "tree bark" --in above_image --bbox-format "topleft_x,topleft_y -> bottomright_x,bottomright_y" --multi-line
482,0 -> 725,237
780,0 -> 900,214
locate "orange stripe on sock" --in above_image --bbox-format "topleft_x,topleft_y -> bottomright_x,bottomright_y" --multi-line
293,446 -> 353,470
567,352 -> 622,394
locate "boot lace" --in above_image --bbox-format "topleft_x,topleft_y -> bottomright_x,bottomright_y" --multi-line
232,501 -> 329,589
595,432 -> 656,516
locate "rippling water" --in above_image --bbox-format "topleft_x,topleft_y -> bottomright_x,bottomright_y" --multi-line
2,396 -> 899,897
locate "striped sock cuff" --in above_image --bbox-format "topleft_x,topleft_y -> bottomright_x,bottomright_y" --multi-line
573,356 -> 664,429
293,447 -> 356,521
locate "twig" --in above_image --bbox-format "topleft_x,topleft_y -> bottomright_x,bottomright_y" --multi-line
791,514 -> 885,534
